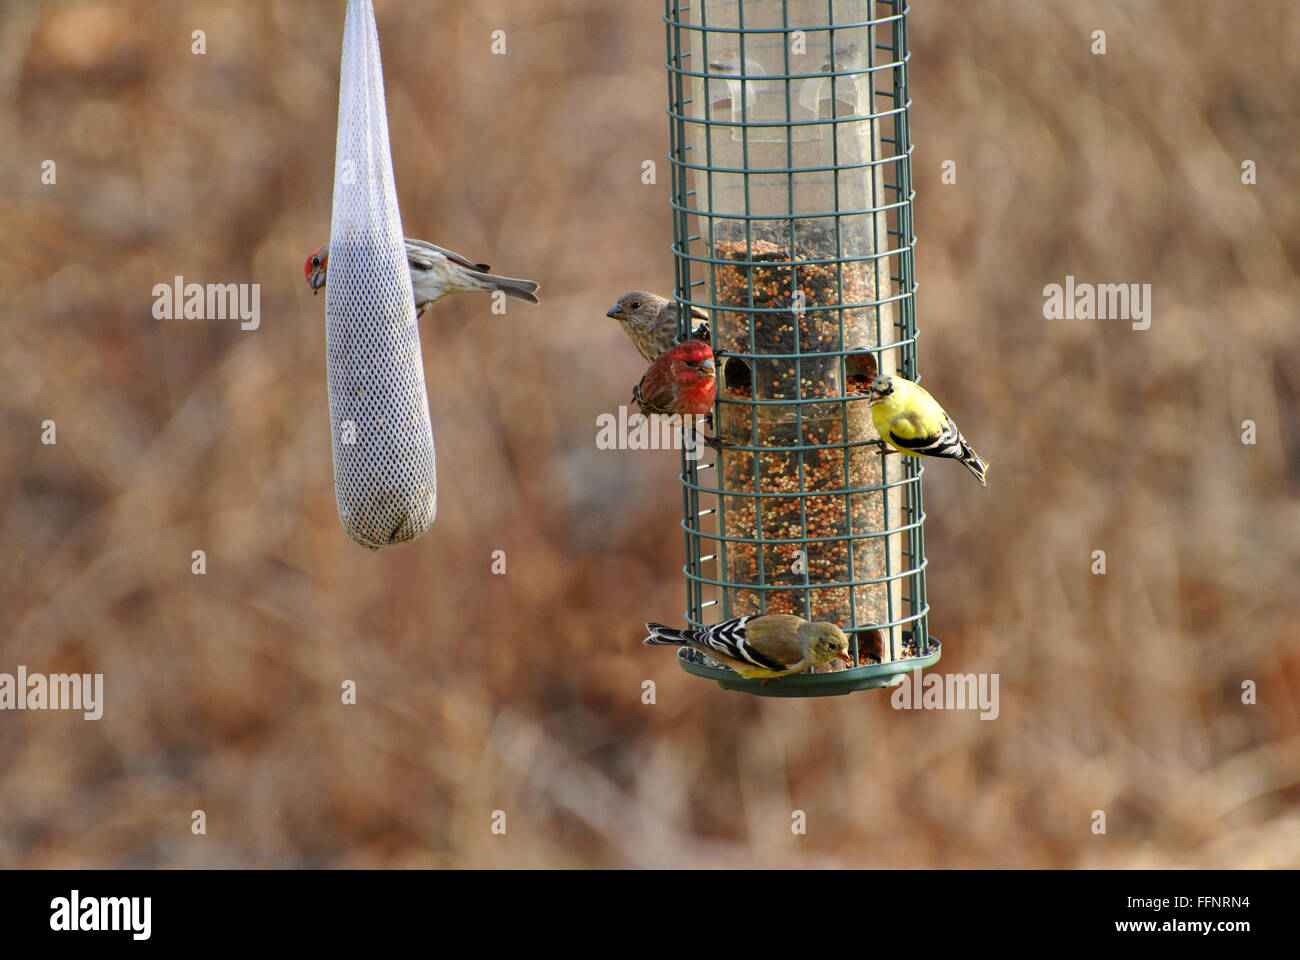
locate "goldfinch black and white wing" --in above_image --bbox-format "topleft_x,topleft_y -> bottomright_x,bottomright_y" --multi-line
887,414 -> 987,486
644,616 -> 802,674
868,375 -> 988,486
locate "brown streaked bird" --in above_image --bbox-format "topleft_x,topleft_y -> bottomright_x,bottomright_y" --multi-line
606,291 -> 710,363
305,237 -> 539,315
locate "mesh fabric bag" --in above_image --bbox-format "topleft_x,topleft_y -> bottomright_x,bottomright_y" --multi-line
325,0 -> 437,548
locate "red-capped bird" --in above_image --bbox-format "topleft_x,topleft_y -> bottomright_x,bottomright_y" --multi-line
631,340 -> 717,418
305,238 -> 540,315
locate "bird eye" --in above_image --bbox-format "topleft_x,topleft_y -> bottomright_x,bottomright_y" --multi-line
630,300 -> 641,309
312,256 -> 320,267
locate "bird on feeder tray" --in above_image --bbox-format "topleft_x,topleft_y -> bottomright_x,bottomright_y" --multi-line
304,238 -> 540,315
606,291 -> 710,363
644,615 -> 852,680
866,374 -> 988,486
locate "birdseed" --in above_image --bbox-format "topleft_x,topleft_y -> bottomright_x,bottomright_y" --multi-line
708,219 -> 913,668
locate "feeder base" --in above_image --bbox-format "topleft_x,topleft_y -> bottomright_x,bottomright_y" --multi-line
676,639 -> 941,698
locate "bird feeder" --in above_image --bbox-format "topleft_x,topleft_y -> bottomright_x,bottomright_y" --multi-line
325,0 -> 437,549
667,0 -> 938,696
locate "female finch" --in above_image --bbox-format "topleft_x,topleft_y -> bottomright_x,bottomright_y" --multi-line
867,374 -> 988,485
631,339 -> 716,418
606,291 -> 710,362
644,615 -> 852,679
304,237 -> 540,315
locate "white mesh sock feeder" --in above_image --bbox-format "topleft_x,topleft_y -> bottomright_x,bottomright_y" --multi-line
325,0 -> 437,549
667,0 -> 938,696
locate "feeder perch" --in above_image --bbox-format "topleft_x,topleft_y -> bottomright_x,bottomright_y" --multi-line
667,0 -> 938,696
324,0 -> 437,549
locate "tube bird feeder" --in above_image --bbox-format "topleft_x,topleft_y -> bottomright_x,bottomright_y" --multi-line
666,0 -> 938,696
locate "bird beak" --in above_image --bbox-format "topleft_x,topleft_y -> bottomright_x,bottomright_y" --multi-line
605,304 -> 624,319
837,650 -> 853,663
700,357 -> 716,376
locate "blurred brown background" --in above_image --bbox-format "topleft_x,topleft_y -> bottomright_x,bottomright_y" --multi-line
1,0 -> 1297,868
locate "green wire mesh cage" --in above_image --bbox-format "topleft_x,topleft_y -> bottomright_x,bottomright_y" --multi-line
666,0 -> 938,696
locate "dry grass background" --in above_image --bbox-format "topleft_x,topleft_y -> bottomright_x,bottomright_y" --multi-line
1,0 -> 1298,868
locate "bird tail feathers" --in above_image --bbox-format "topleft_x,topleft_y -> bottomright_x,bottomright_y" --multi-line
643,622 -> 692,646
484,273 -> 541,304
960,439 -> 988,486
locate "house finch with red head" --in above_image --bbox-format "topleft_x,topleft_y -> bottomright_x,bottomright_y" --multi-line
631,339 -> 717,418
606,291 -> 710,362
305,237 -> 540,315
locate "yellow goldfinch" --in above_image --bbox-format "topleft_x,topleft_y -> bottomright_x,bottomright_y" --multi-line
867,374 -> 988,486
644,615 -> 851,679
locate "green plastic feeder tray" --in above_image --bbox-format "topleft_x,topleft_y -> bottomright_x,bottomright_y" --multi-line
677,638 -> 941,698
